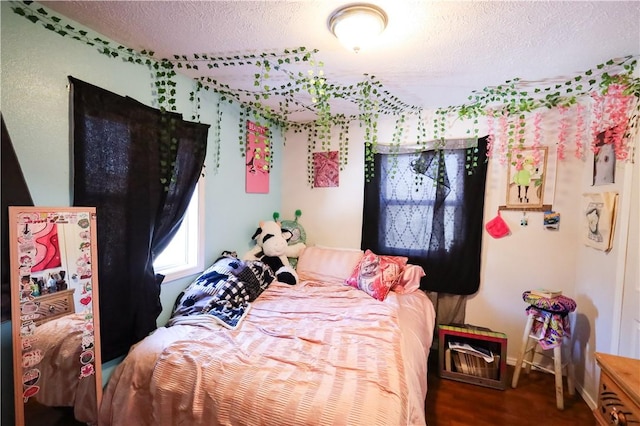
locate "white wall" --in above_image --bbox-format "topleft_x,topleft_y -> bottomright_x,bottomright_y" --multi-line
282,109 -> 636,408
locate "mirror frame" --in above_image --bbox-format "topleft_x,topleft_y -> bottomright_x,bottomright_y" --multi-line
9,206 -> 102,425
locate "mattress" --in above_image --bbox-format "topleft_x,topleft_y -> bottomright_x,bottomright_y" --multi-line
99,279 -> 435,426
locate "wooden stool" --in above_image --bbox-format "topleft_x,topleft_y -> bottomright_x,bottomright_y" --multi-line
511,291 -> 577,410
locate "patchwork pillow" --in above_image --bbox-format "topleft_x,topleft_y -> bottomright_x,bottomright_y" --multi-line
296,246 -> 364,285
392,264 -> 425,294
170,255 -> 275,329
345,250 -> 408,301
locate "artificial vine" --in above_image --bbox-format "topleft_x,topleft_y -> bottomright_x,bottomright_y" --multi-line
11,1 -> 640,189
335,115 -> 350,171
189,80 -> 203,122
306,126 -> 317,187
212,99 -> 222,173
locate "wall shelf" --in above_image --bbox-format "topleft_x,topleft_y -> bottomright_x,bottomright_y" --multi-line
499,204 -> 553,212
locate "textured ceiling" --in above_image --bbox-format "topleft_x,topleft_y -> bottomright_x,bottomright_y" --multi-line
40,0 -> 640,119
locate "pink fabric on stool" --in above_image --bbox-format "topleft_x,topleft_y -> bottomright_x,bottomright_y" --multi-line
522,291 -> 576,350
522,291 -> 576,313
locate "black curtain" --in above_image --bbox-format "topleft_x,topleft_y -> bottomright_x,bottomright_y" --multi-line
69,77 -> 209,361
1,114 -> 34,322
362,137 -> 488,295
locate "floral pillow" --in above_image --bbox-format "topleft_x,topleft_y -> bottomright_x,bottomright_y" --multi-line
345,250 -> 408,301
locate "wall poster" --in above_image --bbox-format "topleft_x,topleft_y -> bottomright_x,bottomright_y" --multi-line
313,151 -> 339,188
582,192 -> 618,252
505,146 -> 548,209
592,130 -> 616,186
245,120 -> 270,193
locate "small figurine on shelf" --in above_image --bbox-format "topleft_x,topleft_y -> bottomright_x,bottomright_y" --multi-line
47,274 -> 58,293
56,270 -> 68,291
30,279 -> 40,297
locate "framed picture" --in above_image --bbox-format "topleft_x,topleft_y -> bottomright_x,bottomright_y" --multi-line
582,192 -> 618,252
592,130 -> 616,186
506,146 -> 548,209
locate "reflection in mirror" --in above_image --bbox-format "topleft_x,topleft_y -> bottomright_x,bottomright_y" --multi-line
9,207 -> 102,426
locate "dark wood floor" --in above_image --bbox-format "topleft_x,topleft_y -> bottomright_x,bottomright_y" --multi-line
425,353 -> 596,426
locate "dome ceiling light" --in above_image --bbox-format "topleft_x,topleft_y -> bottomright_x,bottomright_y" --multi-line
328,3 -> 388,53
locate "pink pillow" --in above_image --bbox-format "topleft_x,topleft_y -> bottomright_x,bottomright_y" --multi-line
392,264 -> 425,294
296,246 -> 364,285
345,250 -> 408,301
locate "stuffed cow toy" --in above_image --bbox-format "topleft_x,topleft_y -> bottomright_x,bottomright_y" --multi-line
243,220 -> 306,285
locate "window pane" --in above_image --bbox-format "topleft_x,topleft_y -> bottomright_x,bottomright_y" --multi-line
153,216 -> 190,270
383,204 -> 434,250
379,149 -> 467,254
153,181 -> 203,281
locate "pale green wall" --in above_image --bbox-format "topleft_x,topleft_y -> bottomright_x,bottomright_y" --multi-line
1,3 -> 283,423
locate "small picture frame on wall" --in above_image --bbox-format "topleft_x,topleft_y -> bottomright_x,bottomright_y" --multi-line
592,130 -> 616,186
505,146 -> 548,209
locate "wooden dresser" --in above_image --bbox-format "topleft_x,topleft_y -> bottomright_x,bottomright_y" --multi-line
594,352 -> 640,426
34,288 -> 75,325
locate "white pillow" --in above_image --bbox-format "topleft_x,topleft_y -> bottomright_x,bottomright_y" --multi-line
296,246 -> 364,285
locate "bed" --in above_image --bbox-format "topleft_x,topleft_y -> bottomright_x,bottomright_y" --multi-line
99,246 -> 436,426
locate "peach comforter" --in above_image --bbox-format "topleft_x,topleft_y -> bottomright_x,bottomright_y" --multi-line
99,280 -> 435,426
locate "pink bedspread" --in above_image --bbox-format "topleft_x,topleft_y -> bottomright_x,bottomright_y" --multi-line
29,313 -> 98,423
99,280 -> 435,426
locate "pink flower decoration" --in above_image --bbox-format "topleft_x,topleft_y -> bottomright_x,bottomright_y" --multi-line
557,106 -> 569,161
603,84 -> 633,160
590,92 -> 605,153
499,114 -> 508,165
574,103 -> 586,159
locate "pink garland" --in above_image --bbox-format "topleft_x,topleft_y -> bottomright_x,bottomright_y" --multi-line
557,106 -> 569,160
498,114 -> 508,165
590,92 -> 605,154
604,84 -> 633,160
486,83 -> 634,166
531,112 -> 542,166
574,103 -> 586,159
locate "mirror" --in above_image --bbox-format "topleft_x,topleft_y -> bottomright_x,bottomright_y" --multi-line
8,206 -> 102,426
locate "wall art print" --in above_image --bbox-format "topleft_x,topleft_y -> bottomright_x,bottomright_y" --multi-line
506,146 -> 548,209
592,130 -> 616,186
313,151 -> 339,188
23,222 -> 62,273
245,120 -> 270,194
582,192 -> 618,252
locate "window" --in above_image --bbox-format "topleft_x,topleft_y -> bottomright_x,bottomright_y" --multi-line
379,150 -> 464,255
361,138 -> 488,294
153,180 -> 205,282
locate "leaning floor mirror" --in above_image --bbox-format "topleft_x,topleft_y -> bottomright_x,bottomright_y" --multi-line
8,206 -> 102,426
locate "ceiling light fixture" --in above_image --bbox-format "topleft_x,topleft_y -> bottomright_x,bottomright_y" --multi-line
328,3 -> 388,53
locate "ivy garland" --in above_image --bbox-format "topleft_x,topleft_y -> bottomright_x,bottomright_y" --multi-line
11,1 -> 640,189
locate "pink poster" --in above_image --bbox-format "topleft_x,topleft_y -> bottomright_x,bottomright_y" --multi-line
29,222 -> 62,272
313,151 -> 339,188
246,120 -> 270,193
